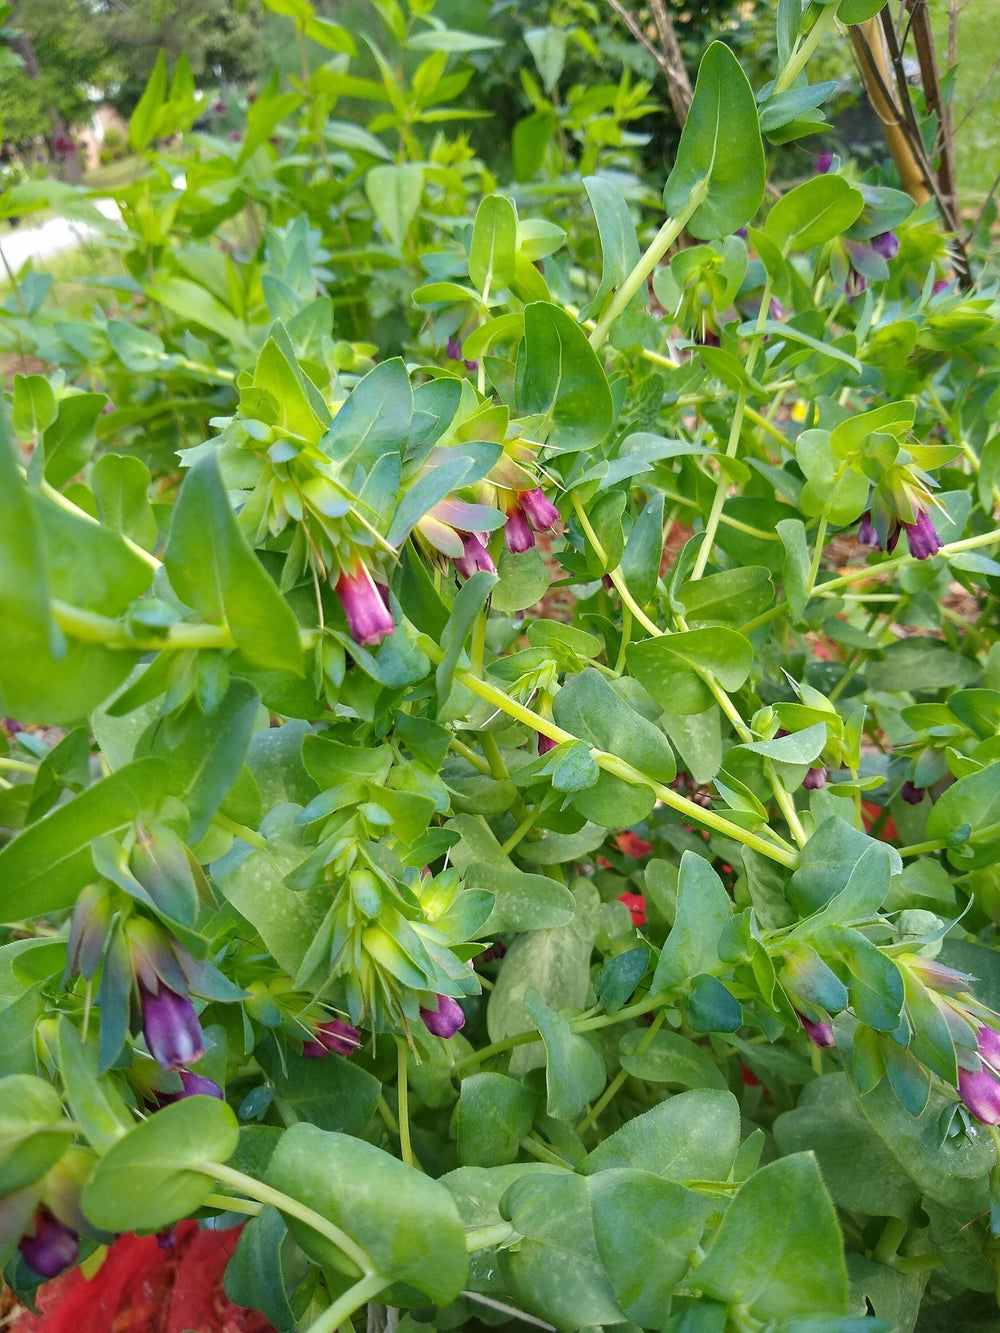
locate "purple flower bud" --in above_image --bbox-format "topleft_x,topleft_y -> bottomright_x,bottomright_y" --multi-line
735,226 -> 749,239
446,337 -> 462,360
977,1024 -> 1000,1072
769,299 -> 785,321
870,230 -> 899,261
520,487 -> 561,533
464,359 -> 479,372
901,780 -> 925,805
504,506 -> 535,554
903,509 -> 942,561
156,1227 -> 177,1251
538,734 -> 557,756
803,766 -> 827,790
454,533 -> 496,580
156,1069 -> 224,1104
19,1210 -> 78,1279
814,150 -> 834,174
796,1010 -> 836,1048
335,563 -> 395,646
845,266 -> 867,299
140,982 -> 207,1072
420,995 -> 465,1038
857,512 -> 879,548
302,1019 -> 361,1059
958,1025 -> 1000,1123
66,885 -> 113,982
932,278 -> 949,294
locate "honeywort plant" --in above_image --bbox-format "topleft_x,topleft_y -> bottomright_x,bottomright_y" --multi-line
3,0 -> 1000,1328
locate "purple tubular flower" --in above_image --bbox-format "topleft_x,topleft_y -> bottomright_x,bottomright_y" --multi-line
957,1026 -> 1000,1124
464,359 -> 478,372
932,277 -> 949,294
420,995 -> 466,1038
815,150 -> 834,173
538,734 -> 558,756
803,767 -> 827,790
870,230 -> 900,261
446,337 -> 462,360
335,564 -> 395,647
735,226 -> 749,240
504,506 -> 536,554
769,298 -> 785,321
845,266 -> 867,299
454,533 -> 496,579
157,1070 -> 223,1104
19,1210 -> 79,1279
140,983 -> 207,1072
903,509 -> 942,560
302,1019 -> 361,1059
901,780 -> 925,805
520,487 -> 561,533
796,1011 -> 836,1048
857,512 -> 880,549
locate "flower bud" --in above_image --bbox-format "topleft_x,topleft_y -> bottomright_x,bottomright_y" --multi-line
18,1208 -> 78,1279
796,1010 -> 836,1048
155,1070 -> 224,1104
140,982 -> 206,1072
870,230 -> 899,261
65,885 -> 114,982
504,505 -> 535,554
420,995 -> 465,1038
302,1019 -> 361,1059
520,488 -> 561,533
958,1025 -> 1000,1123
901,780 -> 925,805
454,533 -> 496,579
902,508 -> 942,561
538,733 -> 557,756
335,563 -> 395,647
803,766 -> 827,790
814,150 -> 834,173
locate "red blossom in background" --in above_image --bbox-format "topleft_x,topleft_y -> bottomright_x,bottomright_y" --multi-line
15,1221 -> 273,1333
614,831 -> 651,858
617,892 -> 647,928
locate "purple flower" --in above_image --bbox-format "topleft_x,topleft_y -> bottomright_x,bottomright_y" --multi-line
814,150 -> 834,173
845,265 -> 867,299
959,1026 -> 1000,1124
932,277 -> 949,294
803,767 -> 827,790
796,1011 -> 836,1048
504,506 -> 535,554
302,1019 -> 361,1059
902,508 -> 942,560
156,1070 -> 224,1104
870,230 -> 899,261
901,780 -> 925,805
735,226 -> 749,239
538,734 -> 557,756
446,337 -> 462,360
420,995 -> 465,1038
19,1210 -> 78,1279
520,487 -> 561,532
769,298 -> 785,321
454,533 -> 496,580
857,511 -> 880,549
464,359 -> 479,372
140,982 -> 207,1072
335,563 -> 395,647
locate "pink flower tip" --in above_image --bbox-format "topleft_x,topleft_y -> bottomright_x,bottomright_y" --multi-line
796,1011 -> 836,1048
803,766 -> 827,790
903,509 -> 942,561
302,1019 -> 361,1059
521,487 -> 560,533
420,995 -> 465,1038
335,564 -> 395,647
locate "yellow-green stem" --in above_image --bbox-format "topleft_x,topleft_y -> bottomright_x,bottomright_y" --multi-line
301,1272 -> 389,1333
396,1037 -> 415,1169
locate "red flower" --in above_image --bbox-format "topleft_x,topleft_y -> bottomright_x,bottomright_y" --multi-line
614,831 -> 652,858
618,892 -> 647,927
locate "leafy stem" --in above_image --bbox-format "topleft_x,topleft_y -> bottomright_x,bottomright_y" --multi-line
301,1271 -> 389,1333
773,2 -> 840,96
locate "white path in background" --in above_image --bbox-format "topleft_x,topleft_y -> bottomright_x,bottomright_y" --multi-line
0,198 -> 122,271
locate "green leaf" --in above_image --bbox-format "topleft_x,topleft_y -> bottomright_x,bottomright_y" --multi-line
145,277 -> 249,348
621,494 -> 665,606
42,393 -> 106,490
589,1170 -> 714,1328
765,176 -> 865,252
466,861 -> 575,935
584,176 -> 645,340
129,50 -> 168,150
365,163 -> 424,249
0,1074 -> 72,1194
255,1035 -> 380,1134
523,987 -> 605,1120
81,1096 -> 239,1232
499,1173 -> 625,1328
11,375 -> 56,443
628,627 -> 754,715
164,453 -> 302,673
56,1018 -> 131,1154
678,566 -> 774,624
694,1154 -> 848,1320
517,302 -> 614,453
864,639 -> 979,693
838,0 -> 888,22
578,1088 -> 741,1183
267,1124 -> 468,1302
553,668 -> 675,782
777,518 -> 811,620
324,358 -> 412,474
0,759 -> 167,923
469,194 -> 518,295
224,1206 -> 299,1333
436,569 -> 497,715
927,762 -> 1000,853
618,1028 -> 728,1090
92,454 -> 158,552
492,547 -> 551,614
456,1073 -> 535,1166
663,41 -> 765,240
653,852 -> 734,992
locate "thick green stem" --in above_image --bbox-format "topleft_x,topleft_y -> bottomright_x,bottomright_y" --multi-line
465,1222 -> 516,1252
572,493 -> 660,636
301,1272 -> 389,1333
199,1162 -> 374,1275
588,180 -> 709,349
